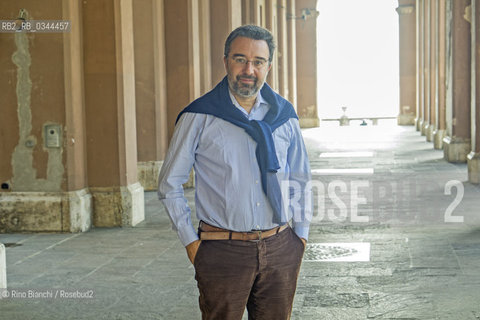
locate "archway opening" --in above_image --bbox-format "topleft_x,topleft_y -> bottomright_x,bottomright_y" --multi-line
317,0 -> 400,125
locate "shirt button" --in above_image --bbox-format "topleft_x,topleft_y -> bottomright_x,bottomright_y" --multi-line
256,202 -> 260,207
256,225 -> 260,229
255,180 -> 259,184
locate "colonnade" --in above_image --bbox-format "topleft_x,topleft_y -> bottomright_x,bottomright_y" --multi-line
397,0 -> 480,183
0,0 -> 320,232
3,0 -> 477,233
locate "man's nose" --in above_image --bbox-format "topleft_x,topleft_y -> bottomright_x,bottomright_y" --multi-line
243,61 -> 255,74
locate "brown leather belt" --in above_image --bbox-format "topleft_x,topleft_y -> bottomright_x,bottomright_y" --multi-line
199,221 -> 289,241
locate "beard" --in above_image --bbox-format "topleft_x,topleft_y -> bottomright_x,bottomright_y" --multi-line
229,74 -> 261,98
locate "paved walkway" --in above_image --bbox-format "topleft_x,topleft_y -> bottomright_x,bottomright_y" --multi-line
1,122 -> 480,319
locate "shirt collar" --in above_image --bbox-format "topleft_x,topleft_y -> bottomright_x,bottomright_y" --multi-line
229,89 -> 268,117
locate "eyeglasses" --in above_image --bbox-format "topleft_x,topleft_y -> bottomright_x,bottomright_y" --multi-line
231,56 -> 268,69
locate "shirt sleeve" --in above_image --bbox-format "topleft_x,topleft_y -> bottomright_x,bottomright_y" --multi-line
286,118 -> 312,241
157,113 -> 204,246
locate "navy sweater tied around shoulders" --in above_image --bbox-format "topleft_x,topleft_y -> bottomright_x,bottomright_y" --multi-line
176,76 -> 298,223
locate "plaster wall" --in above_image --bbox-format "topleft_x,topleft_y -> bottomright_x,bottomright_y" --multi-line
0,2 -> 66,193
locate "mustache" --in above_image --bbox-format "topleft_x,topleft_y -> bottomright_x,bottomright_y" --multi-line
236,75 -> 257,81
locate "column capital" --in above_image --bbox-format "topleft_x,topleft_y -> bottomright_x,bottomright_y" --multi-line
396,5 -> 415,15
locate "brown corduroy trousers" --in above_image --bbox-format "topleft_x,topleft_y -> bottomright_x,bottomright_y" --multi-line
193,227 -> 305,320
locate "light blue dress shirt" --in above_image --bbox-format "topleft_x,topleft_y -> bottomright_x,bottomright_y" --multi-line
158,90 -> 312,246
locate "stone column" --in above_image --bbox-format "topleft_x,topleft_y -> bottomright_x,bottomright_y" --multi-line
295,0 -> 319,128
153,0 -> 169,170
422,0 -> 431,136
277,0 -> 289,98
0,243 -> 6,289
427,0 -> 438,141
434,0 -> 448,149
416,0 -> 424,131
443,0 -> 472,163
287,0 -> 298,109
83,0 -> 144,227
266,0 -> 279,90
210,0 -> 242,85
397,0 -> 417,125
199,0 -> 213,94
164,0 -> 202,136
468,0 -> 480,183
242,0 -> 267,25
63,0 -> 93,232
163,0 -> 204,189
133,0 -> 169,191
242,0 -> 252,24
257,0 -> 267,26
0,0 -> 92,233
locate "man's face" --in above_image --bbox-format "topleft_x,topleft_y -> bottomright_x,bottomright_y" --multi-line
224,36 -> 272,98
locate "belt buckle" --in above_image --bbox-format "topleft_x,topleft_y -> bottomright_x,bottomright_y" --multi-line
247,230 -> 262,242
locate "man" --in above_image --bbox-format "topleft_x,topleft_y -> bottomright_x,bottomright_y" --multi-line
158,25 -> 312,320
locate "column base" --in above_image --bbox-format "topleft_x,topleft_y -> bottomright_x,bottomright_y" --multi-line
421,122 -> 429,136
184,169 -> 195,189
467,152 -> 480,184
0,243 -> 6,289
415,118 -> 422,131
138,161 -> 194,189
65,189 -> 93,232
0,189 -> 92,233
299,117 -> 320,128
433,129 -> 446,150
138,161 -> 163,191
443,136 -> 471,163
397,114 -> 416,125
426,124 -> 436,142
91,182 -> 145,227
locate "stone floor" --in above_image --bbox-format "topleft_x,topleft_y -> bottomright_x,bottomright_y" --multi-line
1,121 -> 480,319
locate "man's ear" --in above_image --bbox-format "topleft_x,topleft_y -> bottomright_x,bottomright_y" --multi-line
223,56 -> 228,72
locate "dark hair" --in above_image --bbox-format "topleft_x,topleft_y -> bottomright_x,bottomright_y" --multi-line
224,25 -> 276,62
